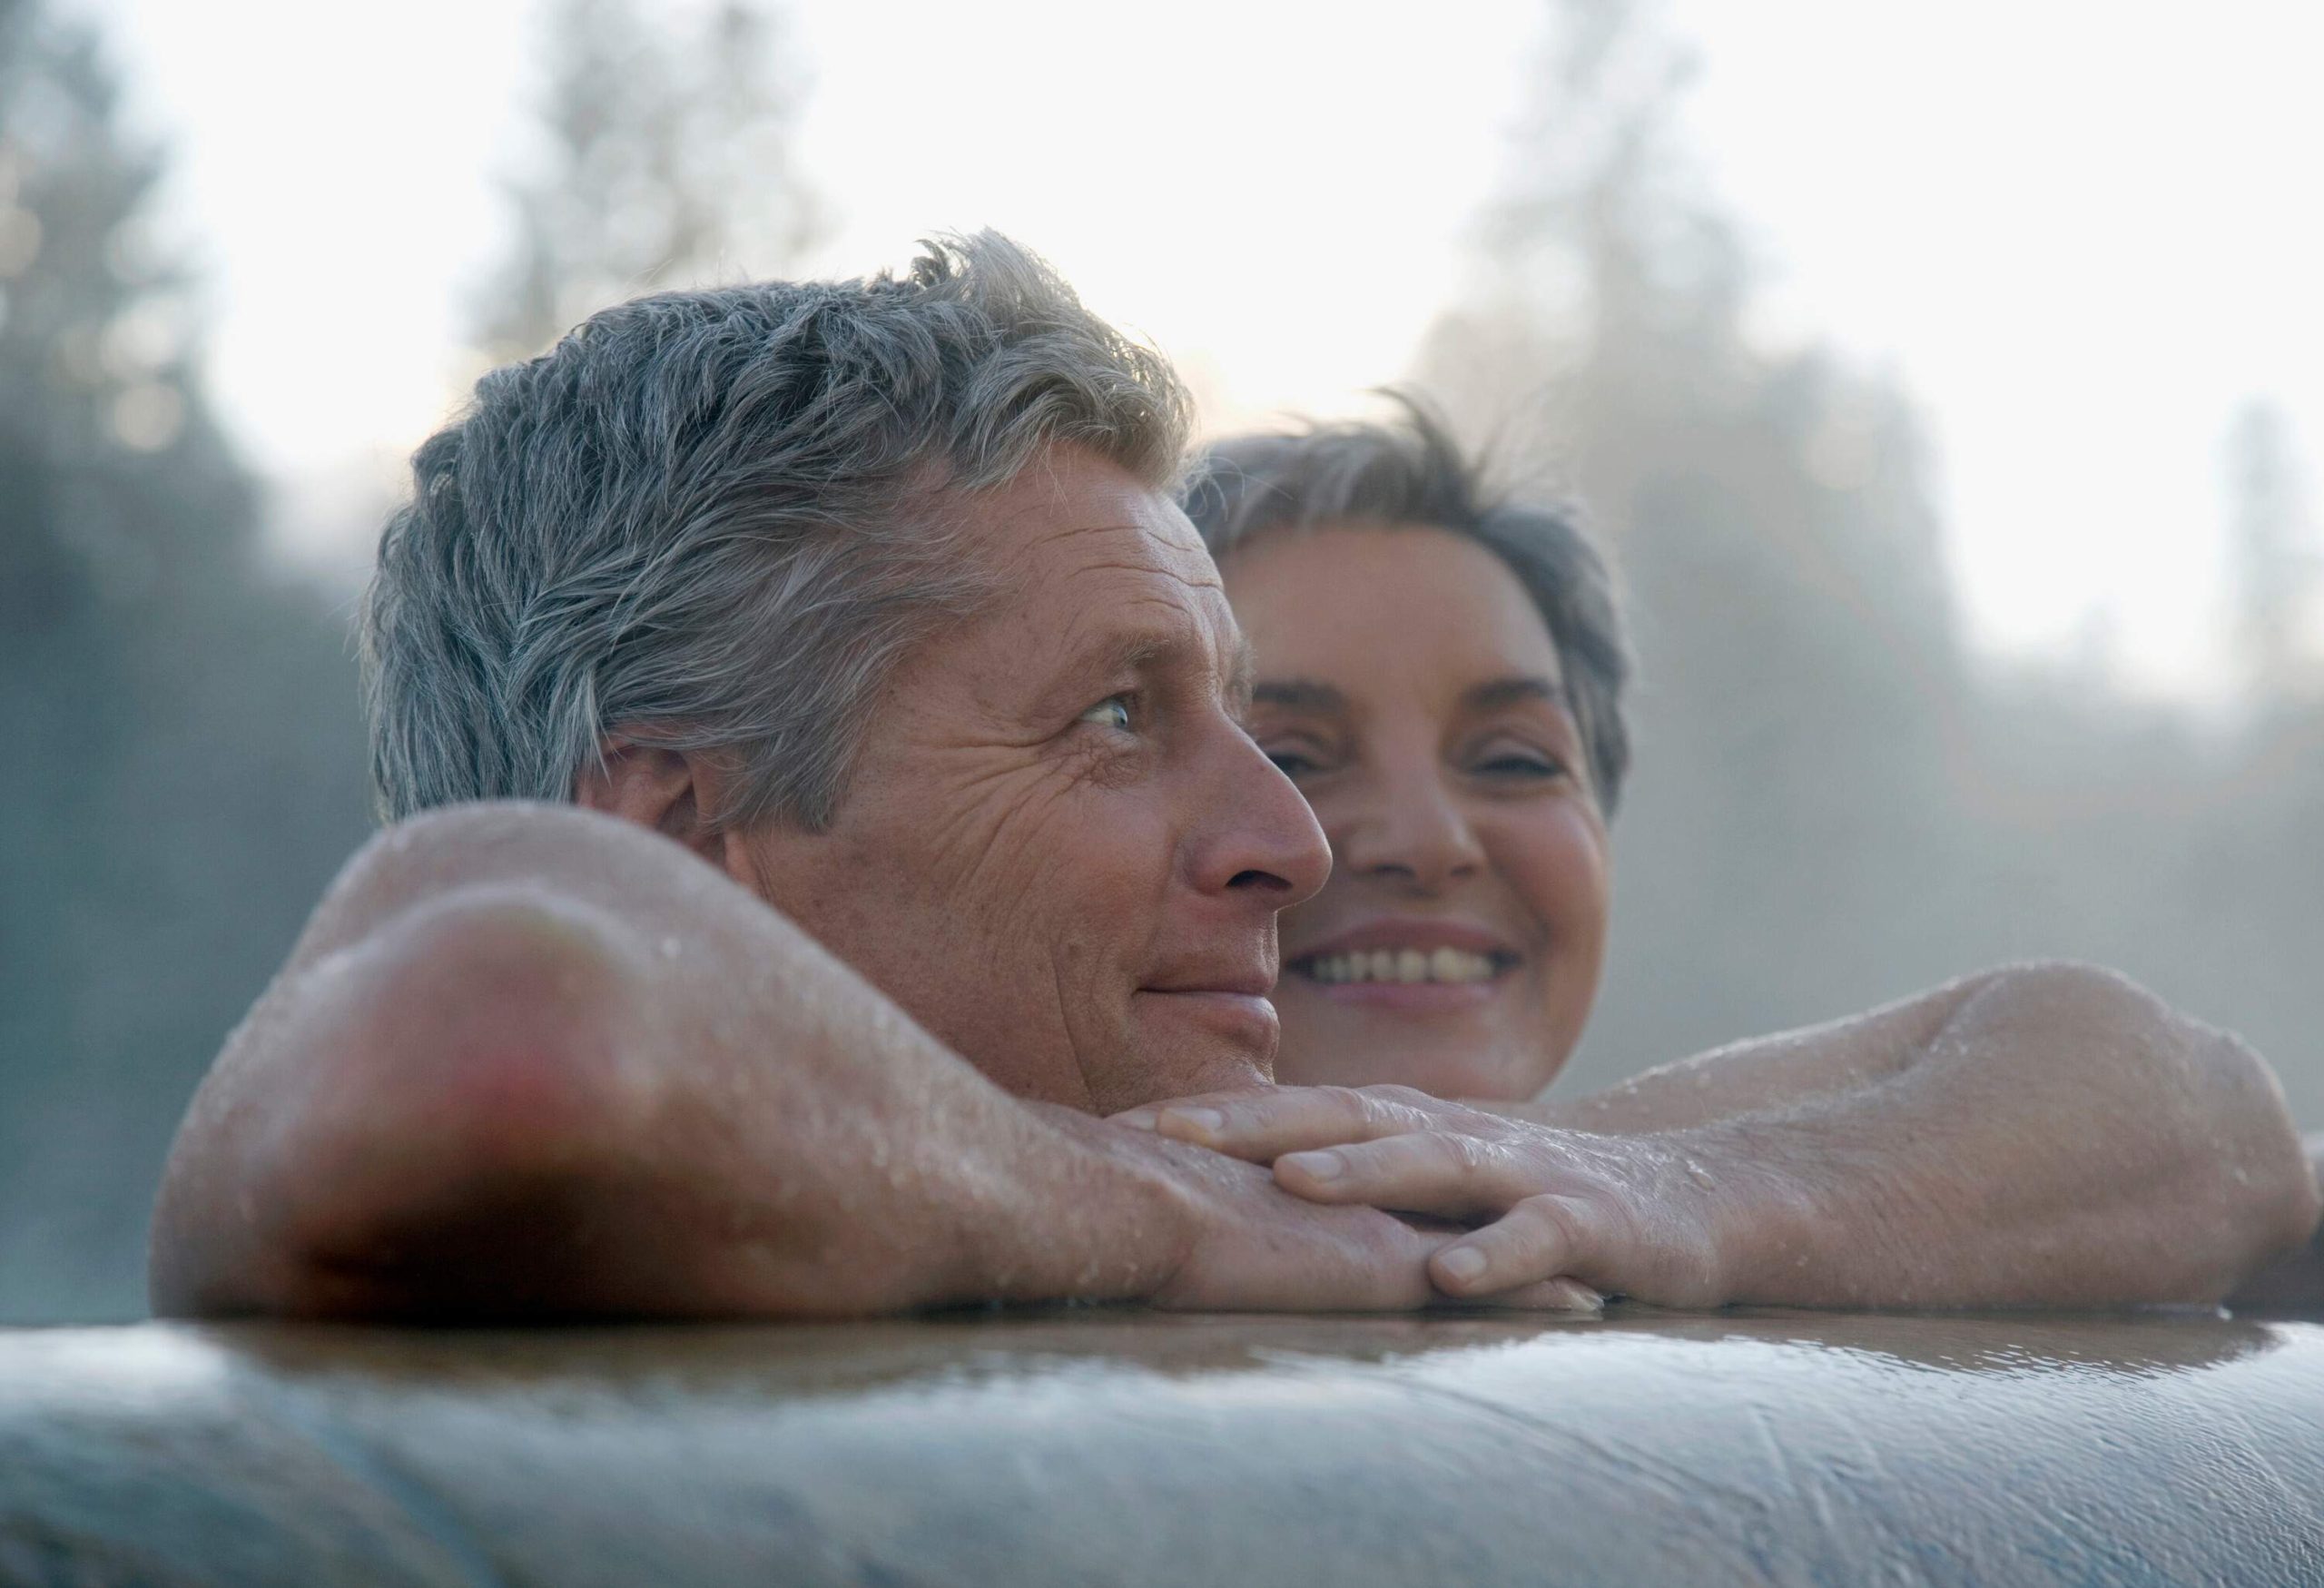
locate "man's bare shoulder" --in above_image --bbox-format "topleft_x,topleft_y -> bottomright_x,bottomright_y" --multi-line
285,800 -> 760,972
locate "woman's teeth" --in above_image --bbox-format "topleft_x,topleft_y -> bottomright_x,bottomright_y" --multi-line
1302,947 -> 1501,985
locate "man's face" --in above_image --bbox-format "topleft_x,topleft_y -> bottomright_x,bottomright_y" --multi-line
743,445 -> 1331,1114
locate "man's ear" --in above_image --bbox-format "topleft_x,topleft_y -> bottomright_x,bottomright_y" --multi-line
573,736 -> 748,875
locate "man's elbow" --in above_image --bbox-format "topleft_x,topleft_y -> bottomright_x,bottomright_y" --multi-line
152,887 -> 667,1320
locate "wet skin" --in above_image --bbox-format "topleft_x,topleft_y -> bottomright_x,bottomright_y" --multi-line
1223,523 -> 1610,1101
148,453 -> 2320,1320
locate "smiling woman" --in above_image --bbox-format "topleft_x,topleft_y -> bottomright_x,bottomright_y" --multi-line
1186,399 -> 1625,1102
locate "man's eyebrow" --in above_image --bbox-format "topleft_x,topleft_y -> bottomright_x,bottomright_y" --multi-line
1250,678 -> 1347,714
1226,639 -> 1256,715
1463,676 -> 1568,713
1091,631 -> 1175,676
1058,626 -> 1206,694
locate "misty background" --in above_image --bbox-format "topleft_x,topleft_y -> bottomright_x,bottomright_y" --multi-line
3,0 -> 2319,1322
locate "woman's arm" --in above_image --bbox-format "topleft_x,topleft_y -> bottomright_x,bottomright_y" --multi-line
1120,963 -> 2321,1310
150,802 -> 1454,1321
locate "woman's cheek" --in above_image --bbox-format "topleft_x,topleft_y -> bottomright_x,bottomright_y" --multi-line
1494,798 -> 1612,940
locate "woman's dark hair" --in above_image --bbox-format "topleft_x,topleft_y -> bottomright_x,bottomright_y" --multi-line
1182,397 -> 1631,814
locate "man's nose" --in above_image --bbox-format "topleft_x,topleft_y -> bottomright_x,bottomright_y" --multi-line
1336,761 -> 1483,893
1190,725 -> 1332,910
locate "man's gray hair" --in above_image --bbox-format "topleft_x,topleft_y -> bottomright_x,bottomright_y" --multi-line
1182,397 -> 1632,814
362,231 -> 1192,829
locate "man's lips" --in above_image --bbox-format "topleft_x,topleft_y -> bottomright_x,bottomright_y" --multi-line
1147,958 -> 1292,995
1133,976 -> 1280,1048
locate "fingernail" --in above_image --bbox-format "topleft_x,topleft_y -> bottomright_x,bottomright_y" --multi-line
1282,1149 -> 1344,1181
1551,1280 -> 1603,1314
1437,1246 -> 1487,1284
1113,1109 -> 1158,1130
1163,1106 -> 1226,1138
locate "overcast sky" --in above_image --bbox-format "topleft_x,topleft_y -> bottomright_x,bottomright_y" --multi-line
74,0 -> 2324,701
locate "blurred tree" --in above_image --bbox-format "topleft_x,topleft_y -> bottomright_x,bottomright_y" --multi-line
0,0 -> 373,1320
2223,398 -> 2319,697
474,0 -> 822,361
1415,0 -> 1978,1083
1416,0 -> 2324,1129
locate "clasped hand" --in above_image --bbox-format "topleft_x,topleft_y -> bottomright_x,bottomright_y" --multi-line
1116,1085 -> 1744,1311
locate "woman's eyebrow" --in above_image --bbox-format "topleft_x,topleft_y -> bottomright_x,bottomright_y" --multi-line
1462,676 -> 1568,713
1250,678 -> 1346,714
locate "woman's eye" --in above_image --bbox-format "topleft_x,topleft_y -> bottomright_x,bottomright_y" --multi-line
1473,750 -> 1566,780
1078,695 -> 1134,732
1255,735 -> 1335,778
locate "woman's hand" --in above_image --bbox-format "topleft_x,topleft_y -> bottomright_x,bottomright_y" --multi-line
1114,1085 -> 1760,1309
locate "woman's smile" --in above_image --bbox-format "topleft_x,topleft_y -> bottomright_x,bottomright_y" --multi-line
1286,915 -> 1521,1013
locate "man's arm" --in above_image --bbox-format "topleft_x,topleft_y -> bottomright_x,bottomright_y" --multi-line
1119,963 -> 2322,1309
1507,972 -> 2008,1136
2221,1133 -> 2324,1316
151,802 -> 1455,1321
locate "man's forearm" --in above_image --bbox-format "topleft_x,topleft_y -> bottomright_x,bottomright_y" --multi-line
1617,963 -> 2320,1307
1515,973 -> 1992,1137
151,804 -> 1190,1320
2224,1133 -> 2324,1316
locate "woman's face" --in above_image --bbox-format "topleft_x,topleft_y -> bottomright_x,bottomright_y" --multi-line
1224,523 -> 1611,1100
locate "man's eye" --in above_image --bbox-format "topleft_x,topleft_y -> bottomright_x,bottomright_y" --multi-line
1078,695 -> 1134,731
1265,748 -> 1320,777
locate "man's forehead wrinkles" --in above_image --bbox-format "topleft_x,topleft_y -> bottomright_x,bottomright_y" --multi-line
1022,518 -> 1144,550
1053,589 -> 1195,648
1063,557 -> 1222,594
992,518 -> 1218,592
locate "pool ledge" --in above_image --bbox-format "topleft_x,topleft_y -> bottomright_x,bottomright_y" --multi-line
3,1308 -> 2320,1585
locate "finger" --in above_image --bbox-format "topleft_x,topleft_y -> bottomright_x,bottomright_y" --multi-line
1275,1130 -> 1541,1217
1108,1089 -> 1276,1150
1455,1277 -> 1604,1314
1153,1200 -> 1443,1314
1108,1089 -> 1266,1131
1429,1194 -> 1605,1299
1135,1085 -> 1435,1159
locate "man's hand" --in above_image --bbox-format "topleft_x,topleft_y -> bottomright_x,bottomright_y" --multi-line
1116,1086 -> 1735,1307
1053,1108 -> 1600,1312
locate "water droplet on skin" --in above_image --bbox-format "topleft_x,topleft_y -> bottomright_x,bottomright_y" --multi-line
1684,1159 -> 1716,1189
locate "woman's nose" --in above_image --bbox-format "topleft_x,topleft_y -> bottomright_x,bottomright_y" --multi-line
1335,767 -> 1483,893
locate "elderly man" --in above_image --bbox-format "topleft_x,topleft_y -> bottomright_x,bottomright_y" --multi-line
151,235 -> 2319,1321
